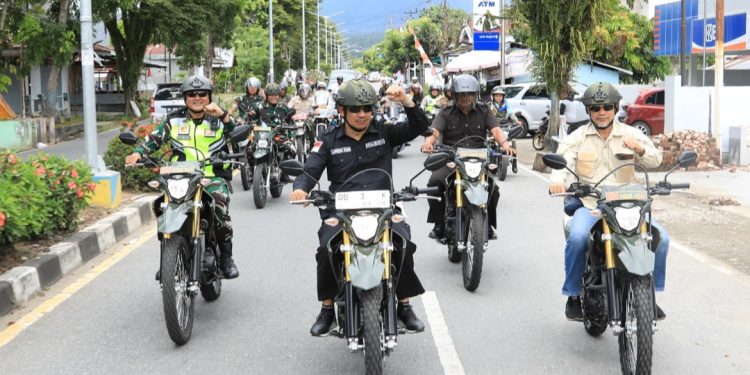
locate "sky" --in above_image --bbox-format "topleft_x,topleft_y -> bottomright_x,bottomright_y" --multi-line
320,0 -> 472,34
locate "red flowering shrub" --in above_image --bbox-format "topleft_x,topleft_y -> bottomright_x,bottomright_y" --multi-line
0,152 -> 93,246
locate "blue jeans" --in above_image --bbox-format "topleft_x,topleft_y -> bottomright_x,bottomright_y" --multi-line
562,207 -> 670,296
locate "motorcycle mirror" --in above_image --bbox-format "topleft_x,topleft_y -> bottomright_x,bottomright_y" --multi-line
507,126 -> 525,140
118,131 -> 138,145
280,159 -> 305,177
229,125 -> 251,143
677,150 -> 698,169
424,152 -> 452,171
542,153 -> 568,170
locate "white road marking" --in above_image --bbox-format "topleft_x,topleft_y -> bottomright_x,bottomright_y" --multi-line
518,162 -> 750,289
421,291 -> 466,375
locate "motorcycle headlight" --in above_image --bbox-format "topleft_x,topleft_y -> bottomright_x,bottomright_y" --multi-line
613,206 -> 641,231
167,178 -> 190,200
464,161 -> 483,179
257,139 -> 269,148
350,214 -> 379,242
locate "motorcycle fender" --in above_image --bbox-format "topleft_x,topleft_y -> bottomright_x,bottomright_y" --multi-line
253,148 -> 269,159
462,181 -> 488,206
157,202 -> 193,234
348,249 -> 385,290
614,234 -> 655,276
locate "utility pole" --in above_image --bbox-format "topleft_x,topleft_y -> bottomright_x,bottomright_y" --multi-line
80,0 -> 100,170
714,0 -> 724,163
680,0 -> 687,86
500,0 -> 505,85
302,0 -> 307,75
268,0 -> 274,83
317,1 -> 320,71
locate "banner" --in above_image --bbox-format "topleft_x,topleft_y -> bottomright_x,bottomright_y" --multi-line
473,0 -> 501,51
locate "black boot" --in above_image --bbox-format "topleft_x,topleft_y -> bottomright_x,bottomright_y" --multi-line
565,296 -> 584,321
428,223 -> 445,241
310,305 -> 336,336
219,242 -> 239,279
397,302 -> 425,332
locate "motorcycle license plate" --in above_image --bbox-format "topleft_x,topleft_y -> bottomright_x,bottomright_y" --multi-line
159,161 -> 200,175
335,190 -> 391,210
456,148 -> 487,160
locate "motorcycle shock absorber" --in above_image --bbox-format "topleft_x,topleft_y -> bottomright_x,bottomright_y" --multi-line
381,228 -> 398,338
455,171 -> 465,250
602,220 -> 621,324
189,189 -> 204,284
342,232 -> 357,340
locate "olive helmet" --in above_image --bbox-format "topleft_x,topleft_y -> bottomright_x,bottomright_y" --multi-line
244,77 -> 262,90
336,78 -> 378,107
581,82 -> 622,106
181,75 -> 213,101
264,83 -> 281,96
451,74 -> 480,94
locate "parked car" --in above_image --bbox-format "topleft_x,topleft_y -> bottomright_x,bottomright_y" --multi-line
150,83 -> 185,122
500,82 -> 588,135
623,87 -> 664,136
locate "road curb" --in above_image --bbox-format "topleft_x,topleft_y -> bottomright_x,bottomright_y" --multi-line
0,196 -> 155,317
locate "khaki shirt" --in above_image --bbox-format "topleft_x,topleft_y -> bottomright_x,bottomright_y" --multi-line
550,120 -> 662,209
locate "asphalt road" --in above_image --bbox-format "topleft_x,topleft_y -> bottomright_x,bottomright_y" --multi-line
1,145 -> 749,374
18,127 -> 121,162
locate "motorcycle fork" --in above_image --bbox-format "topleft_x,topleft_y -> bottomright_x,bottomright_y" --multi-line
190,188 -> 203,284
342,232 -> 358,340
381,227 -> 398,339
454,171 -> 465,250
602,219 -> 621,323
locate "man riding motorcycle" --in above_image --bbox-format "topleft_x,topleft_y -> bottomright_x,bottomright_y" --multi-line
279,81 -> 292,106
548,82 -> 669,321
287,83 -> 316,115
290,79 -> 430,336
230,76 -> 264,122
421,74 -> 516,241
248,83 -> 297,164
410,76 -> 424,105
314,81 -> 337,118
125,75 -> 240,279
420,83 -> 444,119
489,86 -> 521,127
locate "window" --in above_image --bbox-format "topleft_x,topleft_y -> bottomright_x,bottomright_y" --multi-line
503,86 -> 524,98
645,90 -> 664,105
522,86 -> 549,99
154,87 -> 182,101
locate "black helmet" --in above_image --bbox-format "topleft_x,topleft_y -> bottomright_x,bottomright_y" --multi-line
336,79 -> 378,106
581,82 -> 622,106
244,77 -> 261,90
265,83 -> 281,96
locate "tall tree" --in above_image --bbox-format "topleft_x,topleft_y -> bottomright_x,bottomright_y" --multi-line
510,0 -> 609,149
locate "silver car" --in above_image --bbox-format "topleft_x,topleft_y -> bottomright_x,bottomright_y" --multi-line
500,82 -> 587,135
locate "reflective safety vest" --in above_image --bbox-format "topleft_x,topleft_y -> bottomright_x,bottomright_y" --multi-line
423,95 -> 443,115
168,117 -> 228,177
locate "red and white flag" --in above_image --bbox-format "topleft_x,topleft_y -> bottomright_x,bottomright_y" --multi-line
408,25 -> 437,76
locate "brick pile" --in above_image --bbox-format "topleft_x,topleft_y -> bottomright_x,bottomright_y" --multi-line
652,130 -> 721,171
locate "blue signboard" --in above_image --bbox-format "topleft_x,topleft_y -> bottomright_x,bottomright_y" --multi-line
474,32 -> 500,51
691,13 -> 747,52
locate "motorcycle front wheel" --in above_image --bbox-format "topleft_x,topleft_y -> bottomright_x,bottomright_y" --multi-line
618,275 -> 654,375
253,165 -> 268,209
462,208 -> 485,291
161,235 -> 194,345
532,132 -> 545,150
240,156 -> 252,191
361,287 -> 384,375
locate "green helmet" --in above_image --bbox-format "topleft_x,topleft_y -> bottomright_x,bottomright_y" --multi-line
336,79 -> 378,106
581,82 -> 622,106
265,83 -> 281,96
181,75 -> 213,95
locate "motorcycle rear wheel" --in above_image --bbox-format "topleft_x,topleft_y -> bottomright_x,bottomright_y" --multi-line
240,162 -> 252,191
253,165 -> 267,209
161,236 -> 194,345
462,209 -> 485,291
618,276 -> 654,375
361,287 -> 384,375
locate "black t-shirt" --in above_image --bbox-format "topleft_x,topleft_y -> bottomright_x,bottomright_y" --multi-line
432,102 -> 499,147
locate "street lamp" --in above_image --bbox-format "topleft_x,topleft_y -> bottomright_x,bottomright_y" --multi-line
314,9 -> 344,71
268,0 -> 274,83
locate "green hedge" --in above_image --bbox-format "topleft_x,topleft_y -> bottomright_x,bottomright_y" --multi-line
0,152 -> 94,247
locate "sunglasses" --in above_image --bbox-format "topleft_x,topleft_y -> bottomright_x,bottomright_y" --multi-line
346,105 -> 373,113
186,91 -> 209,98
587,104 -> 615,112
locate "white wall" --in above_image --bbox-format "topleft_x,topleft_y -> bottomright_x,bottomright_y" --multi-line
664,75 -> 750,153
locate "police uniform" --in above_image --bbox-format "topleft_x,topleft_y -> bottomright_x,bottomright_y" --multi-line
427,102 -> 502,232
293,106 -> 429,301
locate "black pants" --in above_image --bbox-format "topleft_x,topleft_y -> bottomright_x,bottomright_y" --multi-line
426,166 -> 499,230
315,220 -> 425,301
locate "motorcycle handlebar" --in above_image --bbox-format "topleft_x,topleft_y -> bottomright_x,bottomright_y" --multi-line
670,182 -> 690,190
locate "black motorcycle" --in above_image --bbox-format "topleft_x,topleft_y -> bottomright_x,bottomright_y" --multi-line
543,150 -> 697,374
496,111 -> 523,180
249,120 -> 296,209
118,125 -> 251,345
432,126 -> 524,291
280,157 -> 447,375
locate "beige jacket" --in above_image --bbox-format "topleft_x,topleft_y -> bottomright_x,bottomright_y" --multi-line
550,120 -> 662,208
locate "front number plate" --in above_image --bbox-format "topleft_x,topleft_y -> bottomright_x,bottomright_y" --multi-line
335,190 -> 390,210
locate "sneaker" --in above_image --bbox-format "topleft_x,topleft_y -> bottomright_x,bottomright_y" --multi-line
310,306 -> 336,336
220,257 -> 239,279
565,297 -> 584,321
397,303 -> 425,332
656,304 -> 666,321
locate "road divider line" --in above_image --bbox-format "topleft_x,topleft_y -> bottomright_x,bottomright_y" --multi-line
421,291 -> 466,375
0,231 -> 154,348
